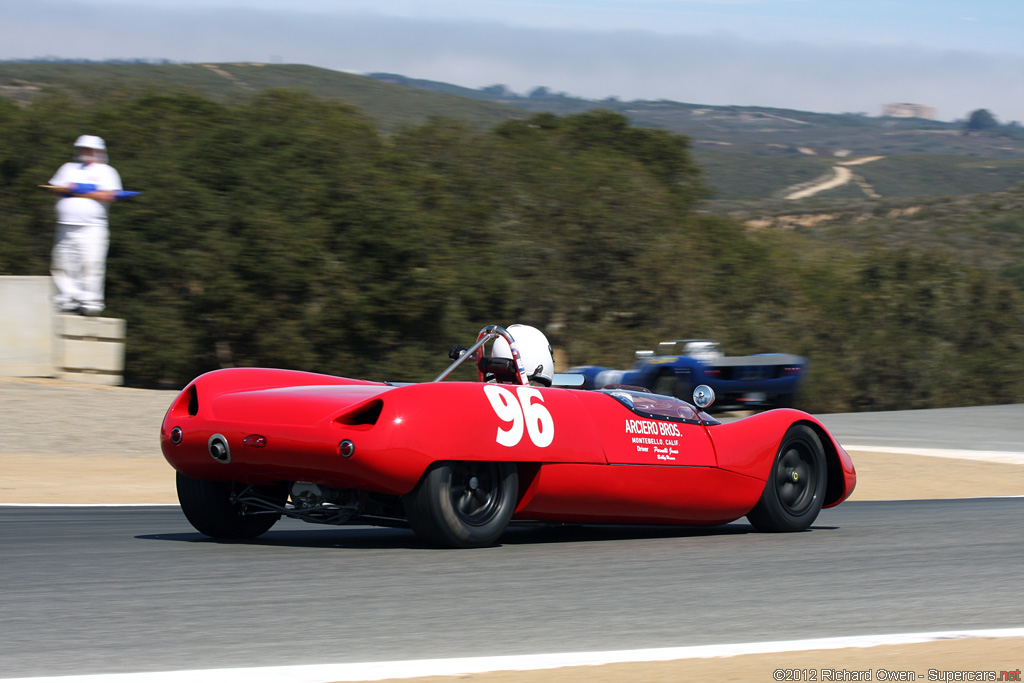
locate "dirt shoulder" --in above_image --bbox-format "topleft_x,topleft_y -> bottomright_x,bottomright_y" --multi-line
366,638 -> 1024,683
4,449 -> 1024,505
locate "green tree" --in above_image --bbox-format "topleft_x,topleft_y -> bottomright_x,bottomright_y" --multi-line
964,108 -> 999,133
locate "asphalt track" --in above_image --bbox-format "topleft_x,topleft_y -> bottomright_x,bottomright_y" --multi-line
2,497 -> 1024,679
815,403 -> 1024,452
3,400 -> 1024,680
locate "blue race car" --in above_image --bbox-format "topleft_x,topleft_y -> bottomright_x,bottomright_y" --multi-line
568,339 -> 807,410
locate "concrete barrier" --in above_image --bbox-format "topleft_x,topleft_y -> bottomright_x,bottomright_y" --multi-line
0,276 -> 126,385
55,314 -> 126,385
0,276 -> 55,377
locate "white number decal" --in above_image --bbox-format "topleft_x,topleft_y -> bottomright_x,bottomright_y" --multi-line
483,385 -> 554,448
483,385 -> 524,447
518,387 -> 554,448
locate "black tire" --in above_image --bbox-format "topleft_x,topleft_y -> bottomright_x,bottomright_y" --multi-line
176,472 -> 286,539
653,370 -> 692,400
746,425 -> 826,532
404,461 -> 518,548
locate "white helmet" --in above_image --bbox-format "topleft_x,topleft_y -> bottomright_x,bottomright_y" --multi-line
492,324 -> 554,386
74,135 -> 106,150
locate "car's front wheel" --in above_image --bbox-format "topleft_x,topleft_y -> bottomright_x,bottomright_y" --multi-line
746,425 -> 826,532
176,472 -> 287,539
404,461 -> 518,548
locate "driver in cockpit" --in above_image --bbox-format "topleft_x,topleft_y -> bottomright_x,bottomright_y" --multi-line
450,324 -> 554,387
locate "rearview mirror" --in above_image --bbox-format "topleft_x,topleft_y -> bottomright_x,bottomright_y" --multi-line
692,384 -> 715,409
552,373 -> 586,387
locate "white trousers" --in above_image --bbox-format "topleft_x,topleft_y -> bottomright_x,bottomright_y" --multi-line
51,223 -> 109,313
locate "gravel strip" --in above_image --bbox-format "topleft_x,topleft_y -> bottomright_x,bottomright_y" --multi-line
0,378 -> 179,458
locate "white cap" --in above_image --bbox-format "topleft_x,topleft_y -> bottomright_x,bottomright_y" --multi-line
74,135 -> 106,150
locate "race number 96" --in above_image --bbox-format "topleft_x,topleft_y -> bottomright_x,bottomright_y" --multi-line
483,385 -> 554,448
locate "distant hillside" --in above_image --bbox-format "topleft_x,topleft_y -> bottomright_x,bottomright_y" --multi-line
369,72 -> 1024,199
4,62 -> 1023,200
0,62 -> 525,133
368,72 -> 1024,155
693,150 -> 1024,200
708,182 -> 1024,291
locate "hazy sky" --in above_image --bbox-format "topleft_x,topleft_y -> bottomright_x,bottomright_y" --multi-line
3,0 -> 1023,122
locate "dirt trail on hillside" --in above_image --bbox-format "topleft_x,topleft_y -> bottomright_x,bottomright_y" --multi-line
784,155 -> 885,200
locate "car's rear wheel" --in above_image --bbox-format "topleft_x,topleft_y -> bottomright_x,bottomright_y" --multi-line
176,472 -> 287,539
746,425 -> 826,532
404,461 -> 517,548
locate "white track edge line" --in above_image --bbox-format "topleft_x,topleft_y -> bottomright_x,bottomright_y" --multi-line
3,627 -> 1024,683
844,445 -> 1024,464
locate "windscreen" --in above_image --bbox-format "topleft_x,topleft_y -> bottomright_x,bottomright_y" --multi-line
599,389 -> 709,423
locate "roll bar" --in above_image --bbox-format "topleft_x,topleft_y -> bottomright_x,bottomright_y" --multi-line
432,325 -> 529,385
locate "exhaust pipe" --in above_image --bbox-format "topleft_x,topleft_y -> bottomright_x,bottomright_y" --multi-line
207,433 -> 231,463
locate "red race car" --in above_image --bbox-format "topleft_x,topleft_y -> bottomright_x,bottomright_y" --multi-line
161,324 -> 856,548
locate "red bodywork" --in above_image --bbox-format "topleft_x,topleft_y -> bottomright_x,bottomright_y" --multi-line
160,368 -> 856,527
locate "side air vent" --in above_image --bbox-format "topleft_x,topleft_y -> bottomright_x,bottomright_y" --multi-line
336,400 -> 383,426
188,384 -> 199,416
